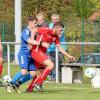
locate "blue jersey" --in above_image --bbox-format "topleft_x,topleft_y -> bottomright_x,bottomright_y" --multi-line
19,27 -> 31,54
18,27 -> 36,71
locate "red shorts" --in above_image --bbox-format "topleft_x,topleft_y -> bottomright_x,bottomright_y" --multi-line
31,50 -> 49,69
34,61 -> 45,69
0,50 -> 2,58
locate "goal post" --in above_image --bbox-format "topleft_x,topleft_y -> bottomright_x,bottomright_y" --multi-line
15,0 -> 22,64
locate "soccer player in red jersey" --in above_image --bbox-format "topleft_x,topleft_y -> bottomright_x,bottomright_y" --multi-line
27,22 -> 75,92
0,36 -> 3,78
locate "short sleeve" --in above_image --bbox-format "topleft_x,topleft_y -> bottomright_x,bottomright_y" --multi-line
22,29 -> 30,42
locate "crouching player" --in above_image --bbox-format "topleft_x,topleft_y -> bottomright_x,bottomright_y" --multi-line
11,22 -> 75,92
26,22 -> 75,92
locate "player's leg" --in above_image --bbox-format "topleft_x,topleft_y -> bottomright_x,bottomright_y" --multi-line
25,71 -> 37,92
17,68 -> 37,89
10,54 -> 29,85
6,69 -> 28,93
15,73 -> 33,88
26,61 -> 40,92
33,59 -> 54,91
28,51 -> 54,91
36,59 -> 54,84
27,61 -> 45,91
14,58 -> 37,91
6,53 -> 29,93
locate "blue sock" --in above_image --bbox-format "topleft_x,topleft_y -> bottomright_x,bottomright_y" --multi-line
11,71 -> 23,85
19,73 -> 33,84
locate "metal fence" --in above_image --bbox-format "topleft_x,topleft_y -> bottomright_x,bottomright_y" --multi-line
2,42 -> 100,83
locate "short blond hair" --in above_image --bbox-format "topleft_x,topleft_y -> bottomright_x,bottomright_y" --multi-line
51,14 -> 60,20
36,13 -> 44,20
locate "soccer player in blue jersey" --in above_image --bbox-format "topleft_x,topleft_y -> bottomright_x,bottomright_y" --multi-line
6,16 -> 49,93
10,13 -> 49,92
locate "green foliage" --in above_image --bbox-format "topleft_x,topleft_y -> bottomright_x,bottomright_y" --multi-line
22,0 -> 74,22
0,0 -> 14,23
73,0 -> 95,18
0,0 -> 99,48
89,0 -> 100,9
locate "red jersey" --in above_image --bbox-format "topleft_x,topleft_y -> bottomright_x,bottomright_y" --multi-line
31,28 -> 60,53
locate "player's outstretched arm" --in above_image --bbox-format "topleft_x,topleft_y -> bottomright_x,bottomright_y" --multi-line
56,44 -> 75,61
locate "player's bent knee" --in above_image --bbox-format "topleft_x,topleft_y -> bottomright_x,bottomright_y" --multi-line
21,69 -> 28,75
30,71 -> 37,77
43,59 -> 54,70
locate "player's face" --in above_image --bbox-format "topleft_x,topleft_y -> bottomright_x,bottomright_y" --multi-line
55,27 -> 63,35
31,20 -> 37,28
37,17 -> 44,25
51,17 -> 59,24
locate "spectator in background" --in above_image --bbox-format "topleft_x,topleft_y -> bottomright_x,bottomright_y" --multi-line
47,14 -> 66,82
34,13 -> 48,90
36,13 -> 48,28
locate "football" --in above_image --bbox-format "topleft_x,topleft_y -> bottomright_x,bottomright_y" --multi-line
85,68 -> 96,78
3,75 -> 12,83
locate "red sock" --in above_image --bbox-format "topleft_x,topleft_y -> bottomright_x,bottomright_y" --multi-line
0,64 -> 2,77
37,68 -> 51,85
27,76 -> 40,90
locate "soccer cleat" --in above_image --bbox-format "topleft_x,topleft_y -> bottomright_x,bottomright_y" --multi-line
6,82 -> 21,93
40,84 -> 44,91
6,85 -> 13,93
13,86 -> 21,93
34,84 -> 44,92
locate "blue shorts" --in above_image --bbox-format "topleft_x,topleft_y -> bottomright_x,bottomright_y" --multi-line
18,53 -> 36,71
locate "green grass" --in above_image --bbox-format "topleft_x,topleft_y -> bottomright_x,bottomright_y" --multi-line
0,63 -> 100,100
1,83 -> 100,100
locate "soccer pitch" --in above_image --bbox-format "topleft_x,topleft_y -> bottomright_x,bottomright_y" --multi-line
0,64 -> 100,100
1,83 -> 100,100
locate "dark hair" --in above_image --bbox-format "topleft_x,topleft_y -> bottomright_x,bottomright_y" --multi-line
53,22 -> 64,28
27,16 -> 37,22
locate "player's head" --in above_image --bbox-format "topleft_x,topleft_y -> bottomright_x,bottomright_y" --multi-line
27,16 -> 37,29
53,22 -> 64,35
36,13 -> 45,26
51,14 -> 60,24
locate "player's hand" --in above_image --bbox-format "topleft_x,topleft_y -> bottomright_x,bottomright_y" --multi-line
42,42 -> 50,48
28,44 -> 32,51
68,55 -> 75,62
